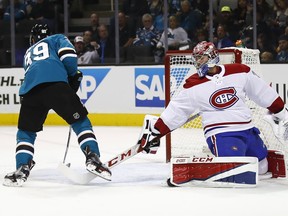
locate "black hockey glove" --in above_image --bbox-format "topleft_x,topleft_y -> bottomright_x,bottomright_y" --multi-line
68,70 -> 83,92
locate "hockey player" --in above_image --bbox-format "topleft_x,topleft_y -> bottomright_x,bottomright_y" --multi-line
3,24 -> 111,187
141,41 -> 288,179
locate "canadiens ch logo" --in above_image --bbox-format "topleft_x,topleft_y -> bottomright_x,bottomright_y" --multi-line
209,87 -> 239,109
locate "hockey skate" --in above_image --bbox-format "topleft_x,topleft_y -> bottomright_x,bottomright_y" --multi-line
3,160 -> 35,187
84,147 -> 112,181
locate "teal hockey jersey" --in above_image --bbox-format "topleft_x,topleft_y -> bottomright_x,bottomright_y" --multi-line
20,34 -> 77,95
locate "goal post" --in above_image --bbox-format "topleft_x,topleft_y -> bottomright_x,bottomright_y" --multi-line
164,47 -> 288,163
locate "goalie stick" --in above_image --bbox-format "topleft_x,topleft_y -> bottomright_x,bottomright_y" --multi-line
58,142 -> 143,184
57,114 -> 153,184
58,112 -> 201,184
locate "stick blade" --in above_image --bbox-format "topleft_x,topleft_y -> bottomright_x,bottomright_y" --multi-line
57,163 -> 95,184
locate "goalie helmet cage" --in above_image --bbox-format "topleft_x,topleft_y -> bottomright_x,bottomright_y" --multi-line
164,47 -> 288,163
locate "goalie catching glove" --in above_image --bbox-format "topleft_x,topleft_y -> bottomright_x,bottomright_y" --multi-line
138,115 -> 161,154
68,70 -> 83,92
272,108 -> 288,141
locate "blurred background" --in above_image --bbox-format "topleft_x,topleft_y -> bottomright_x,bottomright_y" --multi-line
0,0 -> 286,67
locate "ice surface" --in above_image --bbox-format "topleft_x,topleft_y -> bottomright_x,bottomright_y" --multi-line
1,126 -> 288,216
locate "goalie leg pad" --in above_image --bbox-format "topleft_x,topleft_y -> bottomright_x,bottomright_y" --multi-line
267,150 -> 286,178
170,156 -> 258,187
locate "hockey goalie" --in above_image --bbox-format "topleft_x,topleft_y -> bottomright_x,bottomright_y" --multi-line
139,41 -> 288,187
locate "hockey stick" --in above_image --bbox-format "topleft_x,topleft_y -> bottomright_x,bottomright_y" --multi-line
58,113 -> 200,184
58,141 -> 143,184
63,126 -> 72,164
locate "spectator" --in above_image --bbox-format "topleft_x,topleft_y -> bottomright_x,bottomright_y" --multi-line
28,0 -> 55,32
109,12 -> 135,48
194,0 -> 209,16
24,0 -> 34,19
0,0 -> 6,19
190,28 -> 208,48
177,0 -> 203,41
148,0 -> 163,21
257,10 -> 273,37
214,24 -> 234,48
260,51 -> 274,62
70,0 -> 83,18
82,30 -> 95,51
133,13 -> 162,62
3,0 -> 26,23
87,12 -> 100,42
257,33 -> 276,57
255,0 -> 274,25
276,34 -> 288,62
233,0 -> 250,34
271,0 -> 288,35
74,36 -> 99,65
214,6 -> 239,42
168,0 -> 195,16
96,24 -> 116,63
133,13 -> 161,46
153,5 -> 166,33
168,0 -> 181,16
157,15 -> 190,50
285,25 -> 288,35
238,25 -> 253,48
246,8 -> 273,43
122,0 -> 150,29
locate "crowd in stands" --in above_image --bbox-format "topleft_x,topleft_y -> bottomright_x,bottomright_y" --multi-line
2,0 -> 55,30
1,0 -> 288,65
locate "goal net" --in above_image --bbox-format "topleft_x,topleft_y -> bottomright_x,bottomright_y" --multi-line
164,47 -> 288,163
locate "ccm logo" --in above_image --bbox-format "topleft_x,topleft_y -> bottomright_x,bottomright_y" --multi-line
107,150 -> 132,167
191,157 -> 214,162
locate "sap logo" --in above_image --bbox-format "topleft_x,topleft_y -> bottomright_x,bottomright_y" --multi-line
77,68 -> 110,104
191,157 -> 214,163
135,68 -> 165,107
136,75 -> 164,100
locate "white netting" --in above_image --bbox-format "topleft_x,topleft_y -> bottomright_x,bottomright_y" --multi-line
166,48 -> 288,161
219,47 -> 260,65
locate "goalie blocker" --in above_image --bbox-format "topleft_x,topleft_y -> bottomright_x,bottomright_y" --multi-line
169,150 -> 286,187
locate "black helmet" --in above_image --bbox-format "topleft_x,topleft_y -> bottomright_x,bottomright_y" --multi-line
29,24 -> 51,45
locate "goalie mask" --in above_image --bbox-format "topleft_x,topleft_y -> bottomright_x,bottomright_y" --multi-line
192,41 -> 219,77
29,24 -> 51,46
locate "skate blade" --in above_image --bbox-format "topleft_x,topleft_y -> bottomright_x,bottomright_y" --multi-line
3,178 -> 24,187
86,165 -> 112,181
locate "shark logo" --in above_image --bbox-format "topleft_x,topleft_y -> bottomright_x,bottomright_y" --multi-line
77,68 -> 110,104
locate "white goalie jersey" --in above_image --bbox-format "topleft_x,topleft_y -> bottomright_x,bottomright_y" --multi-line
158,63 -> 284,139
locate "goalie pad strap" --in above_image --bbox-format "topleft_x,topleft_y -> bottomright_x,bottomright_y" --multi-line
170,157 -> 258,187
